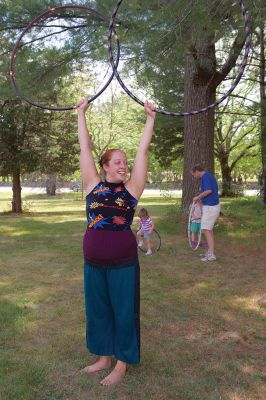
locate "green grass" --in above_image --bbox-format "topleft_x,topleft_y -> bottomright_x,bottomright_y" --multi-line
0,191 -> 265,400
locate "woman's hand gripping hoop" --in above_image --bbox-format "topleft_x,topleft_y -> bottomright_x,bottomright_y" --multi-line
188,201 -> 202,251
108,0 -> 251,116
10,5 -> 120,111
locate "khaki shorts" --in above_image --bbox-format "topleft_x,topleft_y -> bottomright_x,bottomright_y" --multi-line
201,204 -> 221,230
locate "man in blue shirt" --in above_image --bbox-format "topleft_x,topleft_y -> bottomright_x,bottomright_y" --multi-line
192,165 -> 220,261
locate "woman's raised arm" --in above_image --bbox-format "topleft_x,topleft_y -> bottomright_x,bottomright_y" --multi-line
125,101 -> 156,199
76,99 -> 100,194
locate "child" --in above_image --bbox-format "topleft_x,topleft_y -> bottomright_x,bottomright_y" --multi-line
190,200 -> 202,248
137,208 -> 154,256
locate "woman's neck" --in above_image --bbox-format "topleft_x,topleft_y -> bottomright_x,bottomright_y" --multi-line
105,177 -> 123,184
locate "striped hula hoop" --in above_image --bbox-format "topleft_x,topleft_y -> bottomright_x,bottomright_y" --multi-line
10,5 -> 120,111
108,0 -> 251,116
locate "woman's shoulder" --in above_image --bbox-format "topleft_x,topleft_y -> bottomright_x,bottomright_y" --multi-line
123,180 -> 139,202
124,181 -> 139,202
85,180 -> 104,197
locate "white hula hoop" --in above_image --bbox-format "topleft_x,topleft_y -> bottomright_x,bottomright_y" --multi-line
188,201 -> 202,251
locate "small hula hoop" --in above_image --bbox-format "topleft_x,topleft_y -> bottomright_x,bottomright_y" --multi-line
108,0 -> 251,116
136,229 -> 162,254
188,201 -> 202,251
10,5 -> 120,111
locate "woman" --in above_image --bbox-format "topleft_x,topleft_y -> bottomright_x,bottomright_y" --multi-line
76,98 -> 155,386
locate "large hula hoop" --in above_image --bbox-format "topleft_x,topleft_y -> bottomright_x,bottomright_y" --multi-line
10,5 -> 120,111
108,0 -> 251,116
188,201 -> 202,251
136,228 -> 162,254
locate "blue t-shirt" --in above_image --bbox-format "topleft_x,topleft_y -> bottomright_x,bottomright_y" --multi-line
201,172 -> 219,206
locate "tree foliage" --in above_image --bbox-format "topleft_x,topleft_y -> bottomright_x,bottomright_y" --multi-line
1,0 -> 266,212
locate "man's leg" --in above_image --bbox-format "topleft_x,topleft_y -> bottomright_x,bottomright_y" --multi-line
201,204 -> 220,260
202,229 -> 214,255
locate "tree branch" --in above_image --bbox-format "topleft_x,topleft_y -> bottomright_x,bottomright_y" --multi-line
230,128 -> 258,151
211,31 -> 246,88
230,142 -> 258,170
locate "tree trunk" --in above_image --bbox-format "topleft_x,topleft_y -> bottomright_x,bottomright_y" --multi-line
181,43 -> 216,212
259,21 -> 266,204
12,169 -> 22,213
220,161 -> 233,196
46,174 -> 56,196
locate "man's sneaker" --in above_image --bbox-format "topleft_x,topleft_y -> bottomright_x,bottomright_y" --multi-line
200,250 -> 210,257
138,241 -> 143,247
201,254 -> 216,262
145,250 -> 152,256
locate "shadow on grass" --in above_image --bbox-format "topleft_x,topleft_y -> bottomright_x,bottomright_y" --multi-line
23,193 -> 84,201
1,210 -> 85,218
0,219 -> 87,244
0,195 -> 265,399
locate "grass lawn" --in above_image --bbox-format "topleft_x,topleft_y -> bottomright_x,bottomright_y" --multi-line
0,191 -> 265,400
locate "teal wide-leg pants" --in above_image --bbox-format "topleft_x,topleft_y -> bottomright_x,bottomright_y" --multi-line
84,260 -> 140,364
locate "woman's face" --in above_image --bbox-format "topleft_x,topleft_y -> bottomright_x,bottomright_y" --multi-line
103,150 -> 128,182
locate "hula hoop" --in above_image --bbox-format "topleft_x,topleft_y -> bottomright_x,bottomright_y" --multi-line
108,0 -> 251,116
10,5 -> 120,111
136,229 -> 162,254
188,201 -> 202,251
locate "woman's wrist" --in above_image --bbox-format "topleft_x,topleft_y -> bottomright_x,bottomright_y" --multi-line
146,114 -> 155,122
78,111 -> 87,119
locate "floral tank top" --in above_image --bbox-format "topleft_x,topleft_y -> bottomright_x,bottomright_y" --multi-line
83,181 -> 138,266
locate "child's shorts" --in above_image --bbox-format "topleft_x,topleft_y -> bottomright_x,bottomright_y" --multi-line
141,229 -> 151,240
190,222 -> 201,233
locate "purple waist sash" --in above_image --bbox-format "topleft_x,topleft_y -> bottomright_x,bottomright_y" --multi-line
83,228 -> 137,266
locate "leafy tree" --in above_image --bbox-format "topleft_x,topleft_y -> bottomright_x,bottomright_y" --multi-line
254,13 -> 266,203
0,1 -> 82,207
233,0 -> 266,202
83,87 -> 155,171
39,110 -> 79,195
214,91 -> 259,196
0,100 -> 52,212
2,0 -> 264,212
152,114 -> 184,170
90,0 -> 254,210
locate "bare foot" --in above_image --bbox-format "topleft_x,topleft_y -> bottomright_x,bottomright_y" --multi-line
100,361 -> 127,386
81,356 -> 112,374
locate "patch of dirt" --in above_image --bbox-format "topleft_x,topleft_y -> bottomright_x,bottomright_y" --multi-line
217,331 -> 243,342
256,294 -> 266,306
218,214 -> 243,228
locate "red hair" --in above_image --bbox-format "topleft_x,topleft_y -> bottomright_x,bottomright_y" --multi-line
99,149 -> 126,167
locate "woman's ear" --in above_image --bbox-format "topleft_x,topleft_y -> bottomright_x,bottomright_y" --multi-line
102,163 -> 108,174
